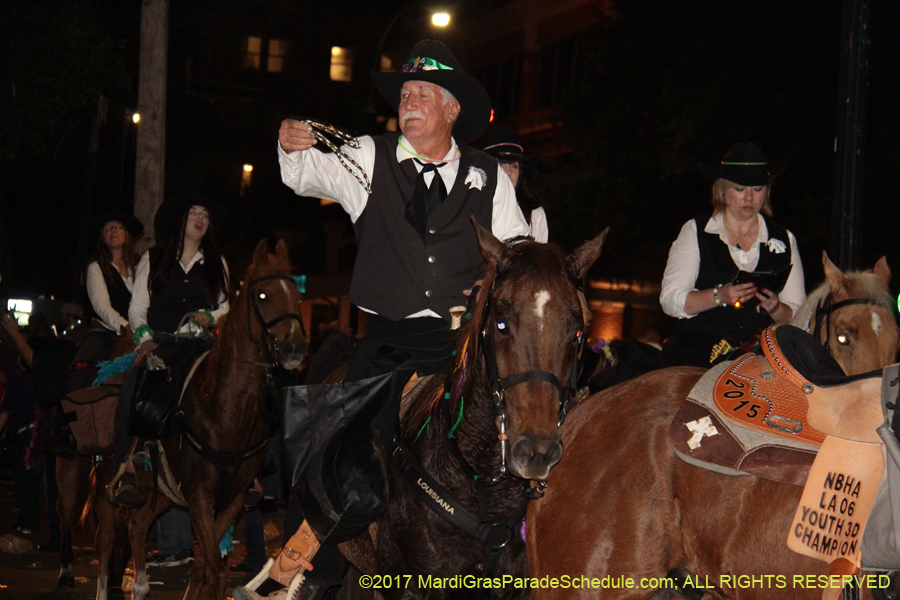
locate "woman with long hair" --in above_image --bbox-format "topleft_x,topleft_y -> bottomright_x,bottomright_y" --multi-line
110,194 -> 229,509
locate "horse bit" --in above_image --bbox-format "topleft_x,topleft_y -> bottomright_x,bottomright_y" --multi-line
244,274 -> 308,368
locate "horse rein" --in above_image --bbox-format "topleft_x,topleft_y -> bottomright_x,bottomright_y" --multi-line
813,292 -> 883,352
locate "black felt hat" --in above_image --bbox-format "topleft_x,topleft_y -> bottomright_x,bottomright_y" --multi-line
153,193 -> 228,241
371,39 -> 492,144
480,126 -> 541,168
95,211 -> 144,240
696,142 -> 783,186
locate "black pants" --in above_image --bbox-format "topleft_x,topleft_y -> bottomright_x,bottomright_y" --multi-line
289,313 -> 455,586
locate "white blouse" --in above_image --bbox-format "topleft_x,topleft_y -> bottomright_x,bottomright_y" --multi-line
86,260 -> 133,332
660,213 -> 806,319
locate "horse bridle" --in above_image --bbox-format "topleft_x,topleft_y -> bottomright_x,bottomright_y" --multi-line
244,274 -> 308,366
812,292 -> 882,352
478,269 -> 587,479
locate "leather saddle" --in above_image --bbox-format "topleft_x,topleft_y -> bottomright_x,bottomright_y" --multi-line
671,325 -> 883,486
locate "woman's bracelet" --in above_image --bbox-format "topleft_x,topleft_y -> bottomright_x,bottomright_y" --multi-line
200,309 -> 215,325
713,284 -> 726,308
133,324 -> 154,345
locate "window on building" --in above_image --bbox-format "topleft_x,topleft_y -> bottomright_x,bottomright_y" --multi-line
537,37 -> 577,108
330,46 -> 353,82
478,54 -> 523,120
268,39 -> 286,73
245,36 -> 262,69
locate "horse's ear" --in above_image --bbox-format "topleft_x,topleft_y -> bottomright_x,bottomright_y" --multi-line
565,227 -> 610,280
275,238 -> 290,263
823,251 -> 846,294
874,256 -> 891,286
253,239 -> 269,265
471,216 -> 513,271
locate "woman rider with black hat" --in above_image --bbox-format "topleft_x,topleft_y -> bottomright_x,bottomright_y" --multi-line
481,126 -> 548,242
659,142 -> 806,368
109,194 -> 229,505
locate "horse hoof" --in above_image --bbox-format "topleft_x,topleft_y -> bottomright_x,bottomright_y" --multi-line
109,585 -> 125,600
57,575 -> 76,590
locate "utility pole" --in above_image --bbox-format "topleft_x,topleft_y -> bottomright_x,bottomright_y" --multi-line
133,0 -> 169,252
831,0 -> 870,271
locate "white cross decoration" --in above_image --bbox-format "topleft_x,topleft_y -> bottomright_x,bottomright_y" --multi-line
686,416 -> 719,450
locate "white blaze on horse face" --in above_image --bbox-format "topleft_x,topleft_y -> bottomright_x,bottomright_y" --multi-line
872,312 -> 883,336
534,290 -> 551,324
279,279 -> 297,335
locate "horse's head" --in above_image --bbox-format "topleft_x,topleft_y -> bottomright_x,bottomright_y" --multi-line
239,239 -> 308,369
471,221 -> 609,481
805,252 -> 899,374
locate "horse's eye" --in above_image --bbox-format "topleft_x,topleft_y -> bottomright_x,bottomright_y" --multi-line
836,333 -> 849,346
258,292 -> 267,300
496,320 -> 509,335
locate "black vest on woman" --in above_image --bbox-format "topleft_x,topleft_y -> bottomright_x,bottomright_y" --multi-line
349,133 -> 496,323
102,264 -> 133,320
662,213 -> 792,367
146,248 -> 212,334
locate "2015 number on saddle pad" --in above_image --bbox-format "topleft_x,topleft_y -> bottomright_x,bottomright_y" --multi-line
713,353 -> 827,448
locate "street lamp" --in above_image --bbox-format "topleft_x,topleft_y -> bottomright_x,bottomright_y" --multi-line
432,13 -> 450,27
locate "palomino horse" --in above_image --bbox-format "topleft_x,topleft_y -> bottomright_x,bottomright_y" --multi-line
527,257 -> 899,600
791,252 -> 898,374
118,239 -> 307,600
333,224 -> 609,599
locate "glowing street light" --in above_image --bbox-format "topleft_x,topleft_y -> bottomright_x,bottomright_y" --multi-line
132,112 -> 141,124
432,13 -> 450,27
243,164 -> 253,172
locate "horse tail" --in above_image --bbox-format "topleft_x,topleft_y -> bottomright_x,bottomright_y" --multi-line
80,462 -> 98,528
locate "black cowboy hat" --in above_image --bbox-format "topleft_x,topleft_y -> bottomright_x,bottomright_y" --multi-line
95,210 -> 144,240
480,126 -> 541,169
371,39 -> 492,144
153,193 -> 228,241
696,142 -> 785,187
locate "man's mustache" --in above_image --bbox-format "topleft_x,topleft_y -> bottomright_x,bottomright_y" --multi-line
401,110 -> 426,124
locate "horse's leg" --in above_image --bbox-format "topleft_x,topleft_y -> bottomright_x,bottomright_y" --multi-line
181,484 -> 221,600
205,484 -> 258,600
56,455 -> 89,590
129,496 -> 172,600
94,459 -> 120,600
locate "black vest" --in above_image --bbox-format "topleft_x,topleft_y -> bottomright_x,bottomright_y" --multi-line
349,133 -> 497,323
100,263 -> 132,320
674,213 -> 792,343
146,248 -> 211,334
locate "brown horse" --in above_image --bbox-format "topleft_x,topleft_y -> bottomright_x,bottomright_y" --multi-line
330,224 -> 609,599
55,335 -> 136,598
527,257 -> 900,600
119,238 -> 307,600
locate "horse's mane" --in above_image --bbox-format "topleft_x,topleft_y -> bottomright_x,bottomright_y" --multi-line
790,269 -> 894,332
401,240 -> 568,441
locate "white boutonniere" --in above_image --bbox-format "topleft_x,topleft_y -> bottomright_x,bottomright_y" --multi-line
767,238 -> 787,254
465,166 -> 486,190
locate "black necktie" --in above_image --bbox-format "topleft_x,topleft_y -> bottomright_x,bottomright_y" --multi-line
406,159 -> 447,237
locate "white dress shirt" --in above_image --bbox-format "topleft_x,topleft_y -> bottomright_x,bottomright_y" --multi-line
86,261 -> 133,332
660,213 -> 806,319
278,134 -> 531,319
129,249 -> 230,344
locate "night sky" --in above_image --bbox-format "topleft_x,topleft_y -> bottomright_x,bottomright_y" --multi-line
0,0 -> 898,313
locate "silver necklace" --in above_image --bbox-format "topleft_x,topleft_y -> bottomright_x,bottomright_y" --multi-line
303,119 -> 372,194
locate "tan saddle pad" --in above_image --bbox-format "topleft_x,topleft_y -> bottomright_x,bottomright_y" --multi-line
61,373 -> 127,455
671,360 -> 818,487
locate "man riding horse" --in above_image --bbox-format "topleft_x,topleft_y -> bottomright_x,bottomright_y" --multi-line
234,40 -> 531,600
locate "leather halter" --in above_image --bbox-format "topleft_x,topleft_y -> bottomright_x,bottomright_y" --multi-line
478,266 -> 587,478
813,292 -> 882,352
243,274 -> 307,367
